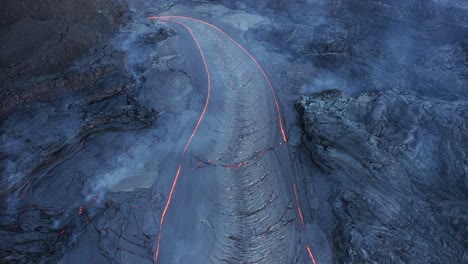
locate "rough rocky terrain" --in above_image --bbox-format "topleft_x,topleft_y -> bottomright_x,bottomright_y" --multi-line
0,0 -> 159,262
1,0 -> 467,263
296,90 -> 467,263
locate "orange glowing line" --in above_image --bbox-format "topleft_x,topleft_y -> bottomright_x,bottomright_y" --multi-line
155,165 -> 182,261
157,15 -> 287,143
152,18 -> 212,263
172,21 -> 212,159
293,183 -> 305,226
306,244 -> 318,264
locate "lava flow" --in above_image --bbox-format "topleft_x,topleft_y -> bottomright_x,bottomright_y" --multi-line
151,18 -> 211,263
149,15 -> 318,263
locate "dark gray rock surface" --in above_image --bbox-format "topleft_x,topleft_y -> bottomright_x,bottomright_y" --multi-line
0,1 -> 162,262
1,0 -> 467,263
0,0 -> 127,30
0,0 -> 148,195
296,90 -> 467,263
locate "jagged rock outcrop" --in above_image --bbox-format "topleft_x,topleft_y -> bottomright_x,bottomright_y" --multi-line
296,89 -> 467,263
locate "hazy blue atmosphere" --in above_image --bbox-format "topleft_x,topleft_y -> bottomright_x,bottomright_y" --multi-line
1,1 -> 467,263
